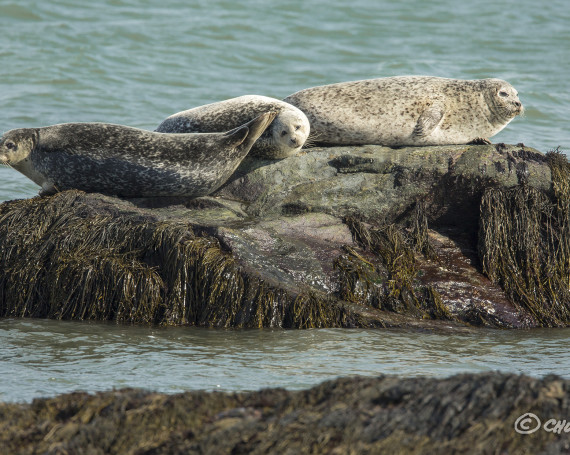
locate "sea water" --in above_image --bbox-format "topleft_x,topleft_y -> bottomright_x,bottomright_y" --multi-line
2,319 -> 570,403
0,0 -> 569,401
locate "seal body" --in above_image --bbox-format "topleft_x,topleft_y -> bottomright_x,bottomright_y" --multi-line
155,95 -> 310,159
283,76 -> 523,147
0,112 -> 276,197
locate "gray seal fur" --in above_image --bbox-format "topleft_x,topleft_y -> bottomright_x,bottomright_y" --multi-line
283,76 -> 523,147
0,112 -> 276,198
155,95 -> 310,159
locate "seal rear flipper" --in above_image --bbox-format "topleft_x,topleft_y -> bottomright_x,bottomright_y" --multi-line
410,104 -> 444,140
224,111 -> 278,153
223,124 -> 250,148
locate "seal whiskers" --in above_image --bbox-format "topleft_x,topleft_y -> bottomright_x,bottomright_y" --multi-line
302,131 -> 324,149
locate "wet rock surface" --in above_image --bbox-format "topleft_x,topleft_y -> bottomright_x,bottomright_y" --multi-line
0,143 -> 565,328
1,373 -> 569,454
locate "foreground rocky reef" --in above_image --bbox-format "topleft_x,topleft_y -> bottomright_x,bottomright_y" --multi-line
1,143 -> 569,328
1,373 -> 569,454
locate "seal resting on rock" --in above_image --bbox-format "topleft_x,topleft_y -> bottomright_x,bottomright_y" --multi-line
0,112 -> 276,197
155,95 -> 310,159
283,76 -> 523,147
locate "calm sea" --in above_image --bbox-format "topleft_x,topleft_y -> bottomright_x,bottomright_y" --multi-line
2,319 -> 570,403
1,0 -> 569,401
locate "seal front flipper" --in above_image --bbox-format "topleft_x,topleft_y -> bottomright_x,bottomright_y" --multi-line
224,111 -> 278,154
468,137 -> 492,145
410,104 -> 444,140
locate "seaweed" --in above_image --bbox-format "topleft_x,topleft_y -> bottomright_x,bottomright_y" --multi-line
4,373 -> 568,454
0,191 -> 351,328
408,199 -> 438,259
337,215 -> 451,320
478,149 -> 570,326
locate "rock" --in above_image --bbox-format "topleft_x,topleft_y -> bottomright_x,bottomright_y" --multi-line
217,144 -> 550,221
1,372 -> 569,454
0,143 -> 568,328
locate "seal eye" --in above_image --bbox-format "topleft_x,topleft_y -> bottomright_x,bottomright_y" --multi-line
281,130 -> 288,137
499,91 -> 509,97
295,125 -> 301,131
5,141 -> 16,150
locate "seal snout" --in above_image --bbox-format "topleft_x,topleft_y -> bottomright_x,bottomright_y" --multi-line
513,100 -> 524,116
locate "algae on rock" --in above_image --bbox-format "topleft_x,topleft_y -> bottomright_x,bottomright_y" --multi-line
2,373 -> 569,454
478,149 -> 570,327
336,216 -> 452,320
0,191 -> 354,328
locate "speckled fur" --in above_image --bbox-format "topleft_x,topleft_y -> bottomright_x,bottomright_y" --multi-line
156,95 -> 310,159
283,76 -> 523,146
0,113 -> 276,197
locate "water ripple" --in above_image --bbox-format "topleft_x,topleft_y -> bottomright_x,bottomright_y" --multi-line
1,319 -> 569,403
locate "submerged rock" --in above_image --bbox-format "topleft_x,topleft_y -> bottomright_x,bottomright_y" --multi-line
1,372 -> 569,454
0,143 -> 568,328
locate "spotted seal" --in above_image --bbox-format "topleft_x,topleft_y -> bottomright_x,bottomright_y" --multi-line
0,112 -> 276,197
155,95 -> 310,159
283,76 -> 523,147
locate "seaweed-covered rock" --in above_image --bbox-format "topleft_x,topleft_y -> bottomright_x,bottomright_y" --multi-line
0,143 -> 567,328
1,373 -> 569,454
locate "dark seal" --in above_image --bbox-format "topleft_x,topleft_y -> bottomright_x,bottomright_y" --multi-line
0,112 -> 276,197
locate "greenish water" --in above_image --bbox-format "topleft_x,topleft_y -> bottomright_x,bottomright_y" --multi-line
1,319 -> 570,403
0,0 -> 569,201
1,1 -> 569,401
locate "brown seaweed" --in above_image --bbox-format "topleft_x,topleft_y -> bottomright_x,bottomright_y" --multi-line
478,149 -> 570,326
0,191 -> 353,328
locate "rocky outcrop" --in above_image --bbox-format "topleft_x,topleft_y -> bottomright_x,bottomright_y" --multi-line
0,143 -> 568,328
1,373 -> 568,454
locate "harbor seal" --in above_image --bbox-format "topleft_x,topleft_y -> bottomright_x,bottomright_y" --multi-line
283,76 -> 523,147
155,95 -> 310,159
0,112 -> 276,198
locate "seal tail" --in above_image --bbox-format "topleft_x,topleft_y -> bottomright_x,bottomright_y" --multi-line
224,111 -> 278,152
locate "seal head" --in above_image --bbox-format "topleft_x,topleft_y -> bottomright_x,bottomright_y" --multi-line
0,128 -> 50,192
483,78 -> 523,125
0,128 -> 38,165
262,108 -> 309,158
